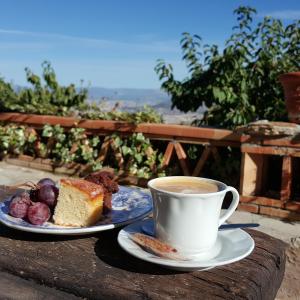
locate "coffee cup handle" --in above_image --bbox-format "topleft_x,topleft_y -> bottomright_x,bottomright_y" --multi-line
218,186 -> 240,226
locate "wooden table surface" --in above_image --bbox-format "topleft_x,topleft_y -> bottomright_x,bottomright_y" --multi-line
0,221 -> 286,300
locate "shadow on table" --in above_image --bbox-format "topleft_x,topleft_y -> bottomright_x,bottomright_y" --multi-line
94,228 -> 184,275
0,223 -> 96,242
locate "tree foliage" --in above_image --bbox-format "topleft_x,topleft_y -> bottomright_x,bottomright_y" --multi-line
80,104 -> 163,123
0,61 -> 88,115
155,6 -> 300,128
0,62 -> 163,123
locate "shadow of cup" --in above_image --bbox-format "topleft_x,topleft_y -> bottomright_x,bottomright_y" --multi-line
94,227 -> 184,275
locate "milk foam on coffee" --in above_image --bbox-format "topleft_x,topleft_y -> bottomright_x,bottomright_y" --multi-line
153,178 -> 219,194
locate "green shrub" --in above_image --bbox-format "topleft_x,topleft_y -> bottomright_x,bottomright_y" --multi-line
80,104 -> 163,124
155,6 -> 300,129
0,61 -> 87,116
0,62 -> 163,124
0,123 -> 165,178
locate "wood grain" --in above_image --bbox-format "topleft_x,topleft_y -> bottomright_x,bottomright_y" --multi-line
174,142 -> 190,176
0,112 -> 242,142
0,271 -> 81,300
162,142 -> 174,168
281,156 -> 292,202
0,224 -> 286,300
192,147 -> 211,176
240,152 -> 265,196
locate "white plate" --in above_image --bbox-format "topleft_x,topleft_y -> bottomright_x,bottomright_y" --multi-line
0,186 -> 152,235
118,219 -> 255,271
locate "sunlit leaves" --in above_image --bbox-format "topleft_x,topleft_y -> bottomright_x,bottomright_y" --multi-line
81,104 -> 163,124
155,6 -> 299,128
0,123 -> 166,179
0,61 -> 88,116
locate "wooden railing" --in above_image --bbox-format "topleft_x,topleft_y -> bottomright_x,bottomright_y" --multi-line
1,112 -> 300,220
0,112 -> 242,177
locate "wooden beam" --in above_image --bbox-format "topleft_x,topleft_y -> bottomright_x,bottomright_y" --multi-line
162,142 -> 174,168
240,195 -> 283,208
110,139 -> 124,169
211,146 -> 221,162
0,222 -> 288,300
174,142 -> 190,176
98,136 -> 111,162
0,112 -> 242,142
285,201 -> 300,211
241,144 -> 300,156
240,152 -> 264,196
280,156 -> 292,202
192,147 -> 211,177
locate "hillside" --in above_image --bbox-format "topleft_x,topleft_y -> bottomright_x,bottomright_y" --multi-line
88,87 -> 170,105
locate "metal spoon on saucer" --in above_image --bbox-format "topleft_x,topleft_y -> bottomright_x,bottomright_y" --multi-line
142,222 -> 260,237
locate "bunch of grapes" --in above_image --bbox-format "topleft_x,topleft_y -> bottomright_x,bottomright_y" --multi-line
9,178 -> 58,225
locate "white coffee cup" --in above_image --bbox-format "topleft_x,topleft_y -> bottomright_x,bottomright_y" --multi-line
147,176 -> 239,259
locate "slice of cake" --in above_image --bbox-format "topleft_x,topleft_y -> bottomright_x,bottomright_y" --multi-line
53,179 -> 104,227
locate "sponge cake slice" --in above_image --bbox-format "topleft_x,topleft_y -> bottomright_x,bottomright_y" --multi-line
53,179 -> 104,227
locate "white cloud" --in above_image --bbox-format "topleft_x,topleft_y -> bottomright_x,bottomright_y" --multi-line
258,10 -> 300,20
0,28 -> 179,53
0,29 -> 185,88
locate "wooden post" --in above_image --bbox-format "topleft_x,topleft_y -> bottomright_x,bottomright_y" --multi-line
280,156 -> 292,202
211,146 -> 221,162
174,142 -> 190,176
98,136 -> 111,162
162,142 -> 174,168
192,146 -> 211,176
240,152 -> 264,196
110,139 -> 124,169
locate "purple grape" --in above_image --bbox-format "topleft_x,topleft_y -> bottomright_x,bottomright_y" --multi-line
37,185 -> 59,208
37,178 -> 56,187
27,202 -> 51,225
9,194 -> 31,218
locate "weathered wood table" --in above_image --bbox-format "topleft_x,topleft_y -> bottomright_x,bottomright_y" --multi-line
0,221 -> 286,300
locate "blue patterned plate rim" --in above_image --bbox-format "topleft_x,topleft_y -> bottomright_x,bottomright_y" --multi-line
0,186 -> 152,235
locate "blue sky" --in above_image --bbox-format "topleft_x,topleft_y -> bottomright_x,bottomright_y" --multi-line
0,0 -> 299,88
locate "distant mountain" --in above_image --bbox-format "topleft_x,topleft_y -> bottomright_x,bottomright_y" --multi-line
87,87 -> 170,105
12,85 -> 171,105
12,84 -> 174,112
11,84 -> 205,124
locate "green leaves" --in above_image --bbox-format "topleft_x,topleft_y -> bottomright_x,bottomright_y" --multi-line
121,145 -> 132,156
0,123 -> 166,179
180,32 -> 202,74
212,87 -> 226,102
0,61 -> 88,116
0,65 -> 163,123
0,125 -> 30,155
115,133 -> 165,179
156,5 -> 298,128
80,104 -> 163,124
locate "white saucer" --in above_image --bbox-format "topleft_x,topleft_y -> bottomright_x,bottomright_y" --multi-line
118,219 -> 255,271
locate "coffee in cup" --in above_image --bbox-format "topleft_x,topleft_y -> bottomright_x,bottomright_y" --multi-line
148,176 -> 239,259
151,177 -> 219,194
